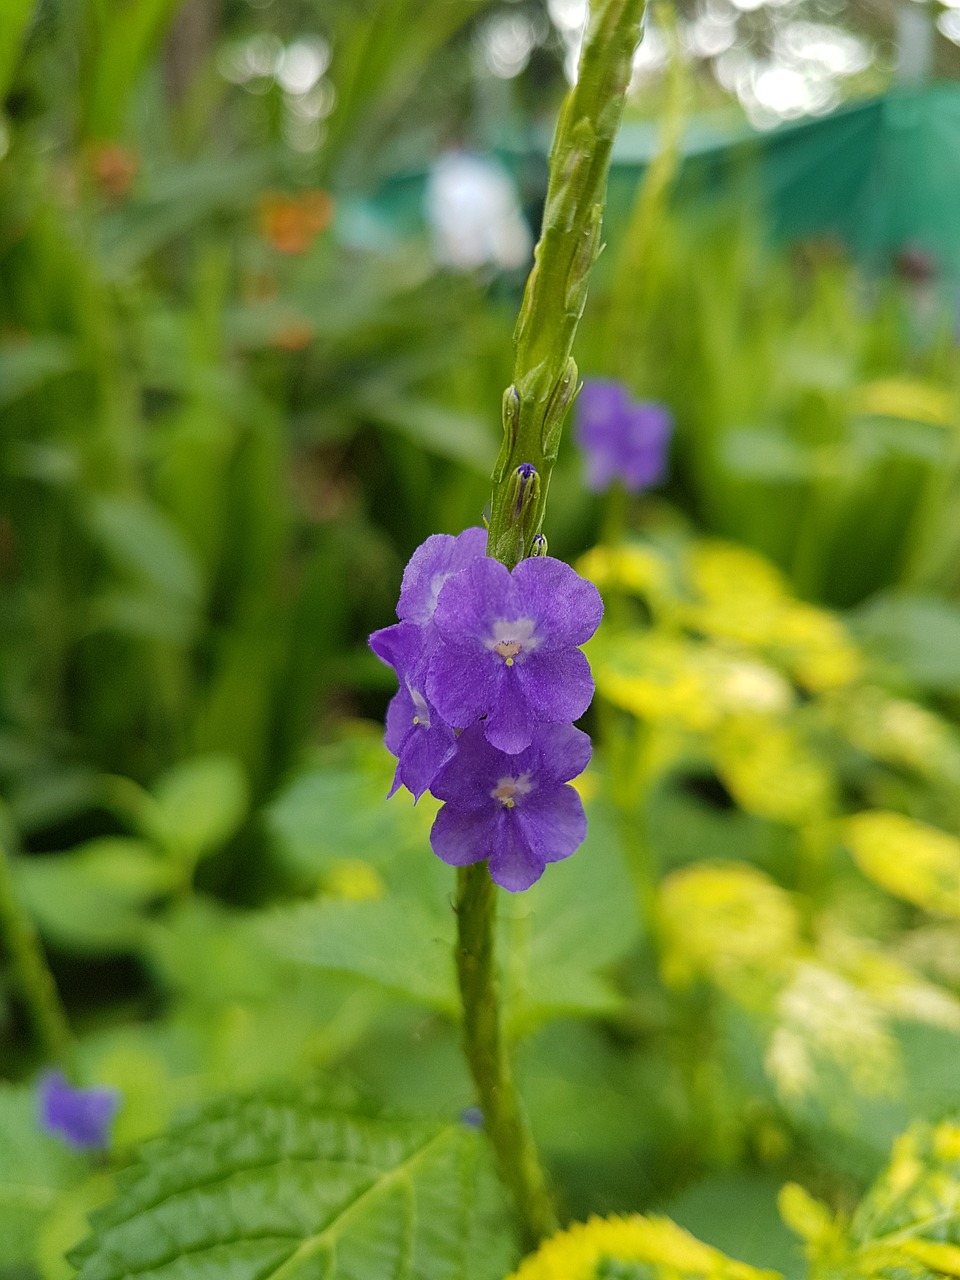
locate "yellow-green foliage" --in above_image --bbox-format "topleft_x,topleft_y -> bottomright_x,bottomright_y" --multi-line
782,1117 -> 960,1280
506,1212 -> 780,1280
844,812 -> 960,917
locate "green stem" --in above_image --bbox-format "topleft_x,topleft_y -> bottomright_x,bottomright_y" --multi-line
455,864 -> 558,1251
453,0 -> 645,1251
486,0 -> 647,568
0,839 -> 75,1073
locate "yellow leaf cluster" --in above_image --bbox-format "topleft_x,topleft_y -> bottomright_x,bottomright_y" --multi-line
506,1213 -> 781,1280
658,863 -> 800,997
844,812 -> 960,917
784,1118 -> 960,1280
711,719 -> 834,826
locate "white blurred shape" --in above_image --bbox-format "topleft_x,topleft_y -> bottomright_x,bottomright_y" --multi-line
630,22 -> 669,82
548,0 -> 588,31
939,8 -> 960,41
686,13 -> 738,57
480,12 -> 538,78
277,37 -> 331,95
777,21 -> 872,75
425,153 -> 533,272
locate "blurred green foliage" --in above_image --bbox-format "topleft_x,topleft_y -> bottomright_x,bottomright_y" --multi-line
4,2 -> 960,1279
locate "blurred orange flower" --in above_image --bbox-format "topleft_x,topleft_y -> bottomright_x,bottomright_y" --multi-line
259,190 -> 334,254
89,143 -> 139,200
273,319 -> 315,351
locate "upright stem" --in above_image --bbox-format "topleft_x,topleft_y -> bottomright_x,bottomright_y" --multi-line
455,865 -> 557,1250
454,0 -> 645,1251
486,0 -> 647,568
0,839 -> 75,1073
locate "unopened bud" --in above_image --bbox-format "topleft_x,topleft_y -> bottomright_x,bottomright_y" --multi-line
532,534 -> 548,556
512,462 -> 539,521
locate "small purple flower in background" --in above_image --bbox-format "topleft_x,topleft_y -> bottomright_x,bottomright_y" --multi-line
575,378 -> 673,493
427,556 -> 603,755
39,1071 -> 119,1150
430,722 -> 591,891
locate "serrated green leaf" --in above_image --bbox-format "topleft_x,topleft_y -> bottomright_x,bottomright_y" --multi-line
148,754 -> 248,864
69,1089 -> 516,1280
14,839 -> 177,953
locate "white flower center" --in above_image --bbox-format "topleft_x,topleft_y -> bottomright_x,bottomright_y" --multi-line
490,772 -> 534,809
485,617 -> 539,667
409,686 -> 431,728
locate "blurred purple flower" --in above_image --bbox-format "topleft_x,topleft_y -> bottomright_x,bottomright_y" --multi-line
575,378 -> 673,493
39,1071 -> 119,1151
426,556 -> 603,755
429,722 -> 591,892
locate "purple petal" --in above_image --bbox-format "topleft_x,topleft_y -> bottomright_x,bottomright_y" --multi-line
430,803 -> 497,867
397,528 -> 487,624
516,783 -> 587,866
427,639 -> 504,730
482,681 -> 535,754
430,723 -> 501,808
369,621 -> 429,683
432,557 -> 517,652
39,1071 -> 119,1151
518,647 -> 595,725
512,557 -> 603,651
488,819 -> 546,892
384,687 -> 411,757
396,718 -> 457,801
530,722 -> 592,784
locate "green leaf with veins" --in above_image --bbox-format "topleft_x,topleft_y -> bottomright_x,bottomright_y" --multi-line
69,1087 -> 516,1280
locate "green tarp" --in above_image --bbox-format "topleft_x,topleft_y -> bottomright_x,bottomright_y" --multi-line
607,84 -> 960,278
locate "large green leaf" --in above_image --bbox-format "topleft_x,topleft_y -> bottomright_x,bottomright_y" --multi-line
14,838 -> 177,952
256,897 -> 458,1014
849,594 -> 960,692
265,735 -> 436,885
69,1088 -> 516,1280
148,754 -> 248,865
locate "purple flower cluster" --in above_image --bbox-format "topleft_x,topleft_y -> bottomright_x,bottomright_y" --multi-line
575,378 -> 673,493
39,1071 -> 119,1150
370,529 -> 602,891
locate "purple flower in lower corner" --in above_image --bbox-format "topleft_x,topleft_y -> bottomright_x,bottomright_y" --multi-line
427,555 -> 603,755
575,378 -> 673,494
39,1071 -> 119,1150
429,722 -> 591,892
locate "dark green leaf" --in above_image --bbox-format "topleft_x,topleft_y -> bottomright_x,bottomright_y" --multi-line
69,1088 -> 516,1280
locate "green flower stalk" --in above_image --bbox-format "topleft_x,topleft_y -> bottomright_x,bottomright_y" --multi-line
487,0 -> 647,570
454,0 -> 646,1251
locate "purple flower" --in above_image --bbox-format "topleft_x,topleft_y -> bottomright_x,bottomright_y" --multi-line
370,621 -> 455,800
575,378 -> 673,493
427,556 -> 602,755
397,527 -> 488,625
38,1071 -> 119,1150
430,722 -> 591,891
